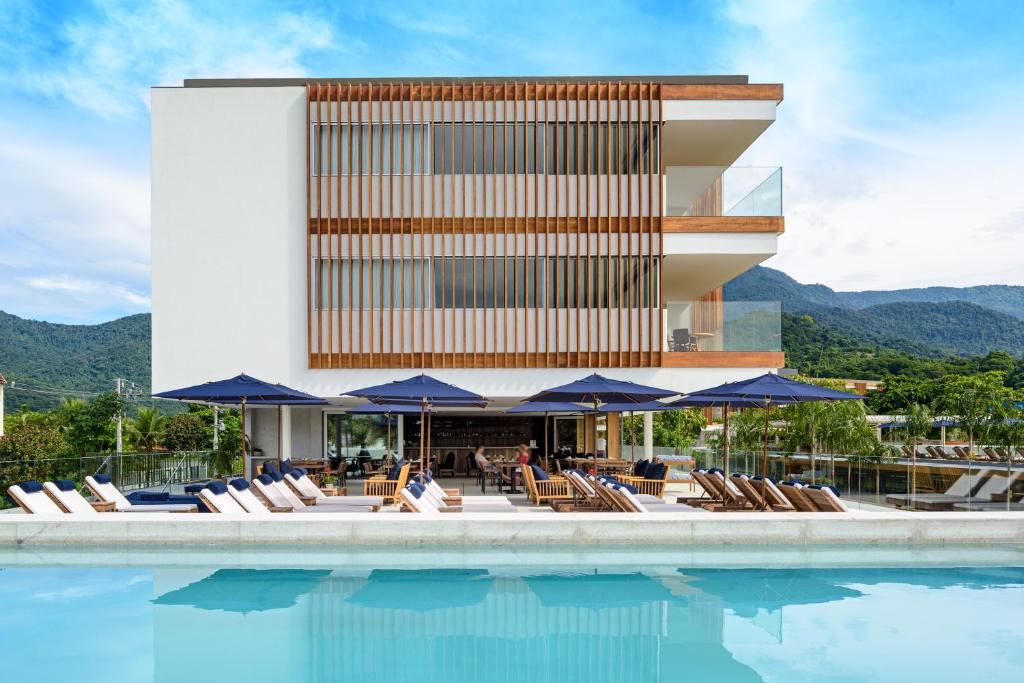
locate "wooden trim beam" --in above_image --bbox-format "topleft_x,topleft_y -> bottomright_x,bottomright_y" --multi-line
663,216 -> 784,234
661,351 -> 785,368
661,84 -> 783,102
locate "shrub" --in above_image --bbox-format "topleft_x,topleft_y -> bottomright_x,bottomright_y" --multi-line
164,413 -> 208,451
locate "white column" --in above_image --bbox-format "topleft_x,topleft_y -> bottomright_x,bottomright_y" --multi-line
396,415 -> 404,460
280,405 -> 292,460
643,411 -> 654,460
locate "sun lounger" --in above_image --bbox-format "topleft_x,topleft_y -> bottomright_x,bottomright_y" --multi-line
400,483 -> 517,513
557,470 -> 612,510
603,482 -> 708,513
200,482 -> 253,514
284,468 -> 383,509
731,474 -> 772,510
885,471 -> 1013,510
250,474 -> 372,513
225,479 -> 282,513
802,485 -> 849,512
748,476 -> 798,511
703,470 -> 752,510
7,481 -> 67,514
778,481 -> 818,512
680,469 -> 724,505
418,473 -> 512,507
951,501 -> 1024,511
84,475 -> 198,512
42,480 -> 115,513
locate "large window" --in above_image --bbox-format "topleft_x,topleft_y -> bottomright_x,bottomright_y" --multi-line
312,123 -> 431,176
312,121 -> 659,176
316,257 -> 659,309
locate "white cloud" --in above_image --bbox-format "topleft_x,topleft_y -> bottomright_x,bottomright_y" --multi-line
722,0 -> 1024,290
25,275 -> 150,307
1,0 -> 336,118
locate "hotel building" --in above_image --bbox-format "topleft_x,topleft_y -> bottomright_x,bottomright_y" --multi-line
151,76 -> 784,469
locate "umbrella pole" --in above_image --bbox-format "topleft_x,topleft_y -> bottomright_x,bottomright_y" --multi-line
762,399 -> 770,482
723,403 -> 730,481
241,397 -> 248,479
631,412 -> 636,462
386,412 -> 392,461
544,411 -> 549,470
425,404 -> 432,477
277,404 -> 283,466
418,404 -> 425,485
593,398 -> 599,464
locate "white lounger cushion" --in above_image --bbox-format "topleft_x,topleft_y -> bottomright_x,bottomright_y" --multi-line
199,488 -> 248,514
400,487 -> 436,513
226,482 -> 273,514
43,482 -> 97,514
85,476 -> 133,510
8,484 -> 66,514
284,472 -> 384,507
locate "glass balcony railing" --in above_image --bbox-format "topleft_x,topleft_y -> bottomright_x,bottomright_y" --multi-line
664,301 -> 781,352
664,166 -> 782,217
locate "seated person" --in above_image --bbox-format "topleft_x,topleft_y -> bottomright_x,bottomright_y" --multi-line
473,446 -> 511,485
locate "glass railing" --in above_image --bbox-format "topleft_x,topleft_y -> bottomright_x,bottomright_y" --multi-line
664,166 -> 782,216
690,446 -> 1024,512
664,300 -> 781,352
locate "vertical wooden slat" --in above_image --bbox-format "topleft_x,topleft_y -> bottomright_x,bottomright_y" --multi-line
616,83 -> 624,368
532,82 -> 540,367
388,83 -> 396,362
356,83 -> 365,362
513,81 -> 520,366
396,84 -> 405,367
419,82 -> 427,368
448,84 -> 455,367
490,86 -> 498,363
584,84 -> 593,367
502,82 -> 510,368
575,84 -> 584,368
554,82 -> 562,366
654,81 -> 663,367
647,81 -> 656,367
369,82 -> 377,365
306,83 -> 312,366
461,81 -> 468,365
618,80 -> 626,368
438,84 -> 447,367
326,85 -> 334,367
471,82 -> 478,362
315,83 -> 324,366
346,87 -> 354,367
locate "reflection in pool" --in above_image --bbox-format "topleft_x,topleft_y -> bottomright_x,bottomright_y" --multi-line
2,557 -> 1023,682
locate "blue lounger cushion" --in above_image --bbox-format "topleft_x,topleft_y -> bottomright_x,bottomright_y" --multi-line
531,465 -> 549,481
256,474 -> 274,486
612,482 -> 638,494
808,484 -> 842,497
92,474 -> 112,485
280,459 -> 293,473
205,481 -> 229,494
228,479 -> 249,491
407,482 -> 425,498
268,470 -> 285,482
19,480 -> 44,493
54,479 -> 77,492
633,460 -> 650,477
645,463 -> 666,480
387,462 -> 403,480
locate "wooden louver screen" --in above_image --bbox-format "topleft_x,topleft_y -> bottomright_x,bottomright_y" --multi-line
306,81 -> 664,369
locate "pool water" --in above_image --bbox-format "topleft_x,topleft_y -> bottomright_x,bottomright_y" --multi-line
2,547 -> 1023,682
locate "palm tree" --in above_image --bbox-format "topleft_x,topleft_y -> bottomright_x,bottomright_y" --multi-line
901,403 -> 932,505
127,408 -> 167,452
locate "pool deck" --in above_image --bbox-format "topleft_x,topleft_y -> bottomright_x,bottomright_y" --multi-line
1,510 -> 1022,546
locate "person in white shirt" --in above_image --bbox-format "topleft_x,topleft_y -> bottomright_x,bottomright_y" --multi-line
596,436 -> 607,459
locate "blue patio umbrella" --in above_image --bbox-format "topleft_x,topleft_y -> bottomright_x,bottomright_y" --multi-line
344,375 -> 487,476
669,394 -> 798,480
505,401 -> 587,463
153,373 -> 328,469
679,568 -> 862,618
682,374 -> 862,494
528,374 -> 678,458
345,569 -> 495,611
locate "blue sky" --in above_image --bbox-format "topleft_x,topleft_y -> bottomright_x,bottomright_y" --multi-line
1,0 -> 1022,324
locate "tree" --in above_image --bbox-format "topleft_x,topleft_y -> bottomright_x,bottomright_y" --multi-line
933,373 -> 1009,458
57,392 -> 124,454
0,424 -> 70,508
621,409 -> 707,453
164,413 -> 208,451
900,402 -> 932,499
126,407 -> 167,452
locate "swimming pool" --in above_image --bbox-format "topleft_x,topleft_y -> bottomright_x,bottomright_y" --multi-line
2,545 -> 1023,682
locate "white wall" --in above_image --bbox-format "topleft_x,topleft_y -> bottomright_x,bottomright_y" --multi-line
151,86 -> 308,393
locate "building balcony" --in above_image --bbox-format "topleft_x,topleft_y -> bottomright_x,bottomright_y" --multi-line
661,300 -> 784,368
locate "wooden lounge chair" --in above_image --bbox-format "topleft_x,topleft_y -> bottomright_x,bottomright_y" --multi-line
749,476 -> 797,511
777,481 -> 818,512
701,471 -> 752,510
677,469 -> 724,506
400,483 -> 516,513
552,470 -> 612,511
620,461 -> 670,498
885,472 -> 1007,510
200,482 -> 256,514
983,447 -> 1003,462
802,485 -> 849,512
285,469 -> 383,510
84,475 -> 197,512
42,481 -> 115,513
7,481 -> 68,514
603,481 -> 708,513
225,479 -> 291,513
520,464 -> 571,506
362,462 -> 411,505
730,475 -> 772,510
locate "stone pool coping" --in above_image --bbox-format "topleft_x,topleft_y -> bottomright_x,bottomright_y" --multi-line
1,511 -> 1022,546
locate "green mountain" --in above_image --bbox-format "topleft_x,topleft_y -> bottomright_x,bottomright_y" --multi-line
725,266 -> 1024,357
0,311 -> 151,412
